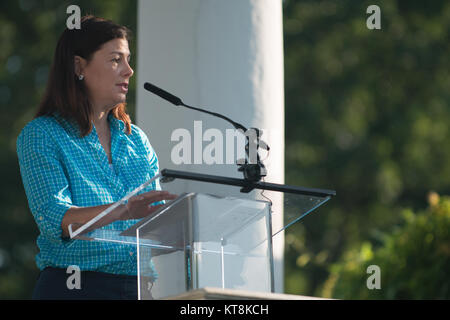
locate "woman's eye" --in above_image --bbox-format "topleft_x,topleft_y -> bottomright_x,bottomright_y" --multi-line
112,56 -> 131,64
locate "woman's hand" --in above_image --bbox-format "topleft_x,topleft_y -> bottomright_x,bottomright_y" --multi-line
121,190 -> 178,220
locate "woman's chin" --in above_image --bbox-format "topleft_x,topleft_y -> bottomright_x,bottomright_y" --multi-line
113,94 -> 127,104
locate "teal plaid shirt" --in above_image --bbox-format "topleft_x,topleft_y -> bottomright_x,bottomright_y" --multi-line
17,112 -> 161,276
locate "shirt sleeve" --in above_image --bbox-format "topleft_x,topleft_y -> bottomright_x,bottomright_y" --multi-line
17,123 -> 73,242
136,127 -> 164,204
146,139 -> 162,192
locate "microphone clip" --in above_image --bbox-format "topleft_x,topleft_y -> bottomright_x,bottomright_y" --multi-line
237,127 -> 268,191
143,82 -> 271,191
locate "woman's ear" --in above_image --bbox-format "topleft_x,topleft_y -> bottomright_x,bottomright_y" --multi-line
74,55 -> 86,77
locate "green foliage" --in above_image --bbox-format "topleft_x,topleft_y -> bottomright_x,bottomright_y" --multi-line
322,194 -> 450,299
283,0 -> 450,298
0,0 -> 137,299
1,0 -> 449,299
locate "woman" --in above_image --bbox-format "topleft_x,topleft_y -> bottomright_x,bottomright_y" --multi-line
16,15 -> 176,299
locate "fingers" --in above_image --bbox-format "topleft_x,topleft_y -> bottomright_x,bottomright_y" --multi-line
132,190 -> 177,204
146,204 -> 165,215
124,191 -> 177,220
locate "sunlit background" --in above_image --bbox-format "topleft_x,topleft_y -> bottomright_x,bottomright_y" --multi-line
0,0 -> 449,299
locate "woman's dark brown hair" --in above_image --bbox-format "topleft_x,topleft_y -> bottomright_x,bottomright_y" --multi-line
36,15 -> 132,136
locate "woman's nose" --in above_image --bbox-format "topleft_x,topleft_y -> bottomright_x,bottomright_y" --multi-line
123,61 -> 134,78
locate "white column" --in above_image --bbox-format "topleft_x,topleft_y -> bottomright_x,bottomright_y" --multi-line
137,0 -> 285,293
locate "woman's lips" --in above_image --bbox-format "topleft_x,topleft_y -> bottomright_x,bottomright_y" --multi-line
117,83 -> 128,93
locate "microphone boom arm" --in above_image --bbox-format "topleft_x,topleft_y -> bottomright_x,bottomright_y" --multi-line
144,82 -> 269,187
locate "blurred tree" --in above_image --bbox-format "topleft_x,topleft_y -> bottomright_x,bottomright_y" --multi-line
322,193 -> 450,299
1,0 -> 449,299
0,0 -> 137,299
283,0 -> 450,297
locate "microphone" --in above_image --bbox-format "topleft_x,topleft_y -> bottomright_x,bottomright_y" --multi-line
144,82 -> 249,133
144,82 -> 182,106
143,81 -> 270,183
143,82 -> 269,151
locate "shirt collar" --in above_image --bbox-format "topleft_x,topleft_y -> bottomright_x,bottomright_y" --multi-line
52,112 -> 81,137
52,112 -> 126,137
107,113 -> 126,133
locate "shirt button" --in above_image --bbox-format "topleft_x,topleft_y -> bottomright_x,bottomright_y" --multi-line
39,216 -> 44,221
129,252 -> 134,256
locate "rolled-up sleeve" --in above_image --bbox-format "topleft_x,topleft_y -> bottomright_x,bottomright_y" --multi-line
17,124 -> 73,242
136,128 -> 164,205
146,138 -> 162,193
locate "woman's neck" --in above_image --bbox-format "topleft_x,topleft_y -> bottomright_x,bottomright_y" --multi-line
92,109 -> 110,132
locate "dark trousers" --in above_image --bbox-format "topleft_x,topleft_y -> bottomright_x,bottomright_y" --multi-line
32,267 -> 140,300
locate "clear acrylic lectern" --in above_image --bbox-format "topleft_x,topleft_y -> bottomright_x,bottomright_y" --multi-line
69,169 -> 335,299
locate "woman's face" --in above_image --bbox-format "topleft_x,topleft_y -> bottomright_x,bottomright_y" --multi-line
76,38 -> 134,112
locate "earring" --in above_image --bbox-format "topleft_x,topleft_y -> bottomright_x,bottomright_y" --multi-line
78,74 -> 84,80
